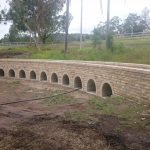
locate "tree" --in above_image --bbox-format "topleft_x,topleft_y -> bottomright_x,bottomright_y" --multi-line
0,9 -> 6,23
92,27 -> 103,49
6,0 -> 66,48
80,0 -> 83,49
109,16 -> 122,34
124,13 -> 146,33
92,22 -> 106,48
106,0 -> 110,49
141,7 -> 150,31
8,25 -> 18,42
64,0 -> 70,54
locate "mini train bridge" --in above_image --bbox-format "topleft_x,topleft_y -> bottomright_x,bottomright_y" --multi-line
0,59 -> 150,103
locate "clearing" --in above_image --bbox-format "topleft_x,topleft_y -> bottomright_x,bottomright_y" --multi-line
0,79 -> 149,150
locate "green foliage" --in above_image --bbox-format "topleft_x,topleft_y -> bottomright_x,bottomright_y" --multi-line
106,32 -> 114,51
124,13 -> 146,33
88,97 -> 120,114
7,0 -> 66,45
8,25 -> 18,42
92,27 -> 103,49
45,91 -> 74,105
1,37 -> 150,64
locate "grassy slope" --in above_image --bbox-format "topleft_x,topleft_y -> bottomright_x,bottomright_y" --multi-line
0,37 -> 150,64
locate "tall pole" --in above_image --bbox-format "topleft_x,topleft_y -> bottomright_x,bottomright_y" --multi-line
64,0 -> 69,54
80,0 -> 83,49
106,0 -> 110,49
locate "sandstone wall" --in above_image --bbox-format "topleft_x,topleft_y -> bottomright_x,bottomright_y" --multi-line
0,59 -> 150,103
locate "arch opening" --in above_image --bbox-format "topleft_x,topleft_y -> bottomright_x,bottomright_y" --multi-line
74,76 -> 82,89
102,83 -> 112,97
51,73 -> 58,83
62,74 -> 69,85
40,72 -> 47,81
30,71 -> 36,80
87,79 -> 96,93
9,69 -> 15,77
0,69 -> 4,77
19,70 -> 26,78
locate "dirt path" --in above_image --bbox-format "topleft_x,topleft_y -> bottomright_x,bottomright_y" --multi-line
0,79 -> 149,150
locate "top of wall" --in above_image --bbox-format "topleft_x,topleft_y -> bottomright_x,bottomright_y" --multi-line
0,59 -> 150,74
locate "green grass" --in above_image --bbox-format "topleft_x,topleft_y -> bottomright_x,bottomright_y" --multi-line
1,37 -> 150,64
44,90 -> 75,105
63,95 -> 149,128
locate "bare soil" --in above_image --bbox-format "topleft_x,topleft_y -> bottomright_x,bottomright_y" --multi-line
0,50 -> 31,58
0,79 -> 149,150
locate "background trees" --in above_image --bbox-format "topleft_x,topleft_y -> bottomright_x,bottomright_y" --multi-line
92,7 -> 150,49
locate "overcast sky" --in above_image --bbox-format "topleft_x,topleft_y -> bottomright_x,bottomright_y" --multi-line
0,0 -> 150,38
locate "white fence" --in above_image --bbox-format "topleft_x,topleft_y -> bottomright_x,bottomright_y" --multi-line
114,32 -> 150,39
0,42 -> 35,46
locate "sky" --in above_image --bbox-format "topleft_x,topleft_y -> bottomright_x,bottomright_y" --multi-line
0,0 -> 150,38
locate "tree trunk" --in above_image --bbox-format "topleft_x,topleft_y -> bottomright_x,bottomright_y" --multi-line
24,23 -> 40,50
34,33 -> 40,50
106,0 -> 110,49
64,0 -> 69,54
80,0 -> 83,49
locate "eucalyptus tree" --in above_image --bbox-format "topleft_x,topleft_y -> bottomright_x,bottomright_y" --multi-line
100,0 -> 126,49
100,0 -> 111,49
6,0 -> 66,48
64,0 -> 70,54
80,0 -> 83,49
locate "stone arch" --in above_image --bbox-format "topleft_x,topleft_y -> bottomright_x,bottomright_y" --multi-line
51,73 -> 58,83
102,83 -> 112,97
40,72 -> 47,81
9,69 -> 15,77
87,79 -> 96,93
74,76 -> 82,89
19,70 -> 26,78
30,71 -> 36,80
62,74 -> 69,85
0,69 -> 4,77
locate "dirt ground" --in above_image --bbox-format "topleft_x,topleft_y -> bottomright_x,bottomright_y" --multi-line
0,79 -> 150,150
0,50 -> 31,59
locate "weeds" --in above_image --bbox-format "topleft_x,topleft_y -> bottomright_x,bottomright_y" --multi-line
1,38 -> 150,64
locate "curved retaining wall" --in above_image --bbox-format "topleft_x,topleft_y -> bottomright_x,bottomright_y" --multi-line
0,59 -> 150,103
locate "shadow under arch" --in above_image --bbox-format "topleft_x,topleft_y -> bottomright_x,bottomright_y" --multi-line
51,73 -> 58,83
62,74 -> 69,85
87,79 -> 96,93
30,71 -> 36,80
9,69 -> 15,77
40,72 -> 47,81
102,83 -> 112,97
74,76 -> 82,89
19,70 -> 26,78
0,69 -> 4,77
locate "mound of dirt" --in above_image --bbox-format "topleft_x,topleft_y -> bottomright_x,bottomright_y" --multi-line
0,51 -> 31,58
1,114 -> 149,150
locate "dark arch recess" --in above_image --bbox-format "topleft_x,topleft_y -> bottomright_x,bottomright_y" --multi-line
87,79 -> 96,93
102,83 -> 112,97
51,73 -> 58,83
9,69 -> 15,77
62,74 -> 69,85
0,69 -> 4,77
74,76 -> 82,89
30,71 -> 36,80
40,72 -> 47,81
19,70 -> 26,78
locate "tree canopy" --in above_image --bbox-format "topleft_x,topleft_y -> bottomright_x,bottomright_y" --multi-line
92,7 -> 150,49
6,0 -> 66,47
